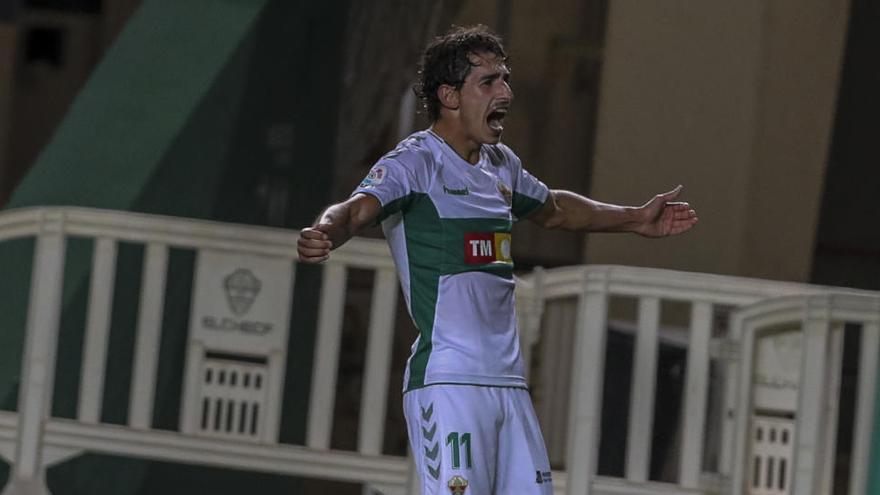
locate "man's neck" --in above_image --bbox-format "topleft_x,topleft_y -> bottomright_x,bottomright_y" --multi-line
430,121 -> 481,164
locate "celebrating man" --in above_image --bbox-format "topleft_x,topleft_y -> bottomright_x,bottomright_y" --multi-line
297,24 -> 697,495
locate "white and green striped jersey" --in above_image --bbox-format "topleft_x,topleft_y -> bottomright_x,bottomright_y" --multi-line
353,130 -> 549,392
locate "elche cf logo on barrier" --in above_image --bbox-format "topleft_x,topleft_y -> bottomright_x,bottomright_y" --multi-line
223,268 -> 262,316
200,267 -> 273,336
190,251 -> 292,350
463,232 -> 512,265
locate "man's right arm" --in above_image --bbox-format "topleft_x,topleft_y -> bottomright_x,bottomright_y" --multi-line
297,193 -> 382,263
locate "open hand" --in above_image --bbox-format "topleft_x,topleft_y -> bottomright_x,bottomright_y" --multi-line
635,185 -> 698,238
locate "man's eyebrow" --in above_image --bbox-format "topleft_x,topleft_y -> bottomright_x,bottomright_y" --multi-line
480,69 -> 509,82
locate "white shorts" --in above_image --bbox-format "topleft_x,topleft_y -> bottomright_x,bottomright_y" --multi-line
403,384 -> 553,495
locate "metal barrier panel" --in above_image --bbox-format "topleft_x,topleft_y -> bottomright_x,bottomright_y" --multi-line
0,208 -> 878,495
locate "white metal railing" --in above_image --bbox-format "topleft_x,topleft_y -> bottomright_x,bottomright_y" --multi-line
0,207 -> 412,495
729,295 -> 880,495
515,265 -> 880,495
0,207 -> 878,495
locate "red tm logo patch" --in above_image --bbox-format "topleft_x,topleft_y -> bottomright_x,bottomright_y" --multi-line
464,233 -> 512,264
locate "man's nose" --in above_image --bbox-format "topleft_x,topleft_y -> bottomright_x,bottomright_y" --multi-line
499,81 -> 513,100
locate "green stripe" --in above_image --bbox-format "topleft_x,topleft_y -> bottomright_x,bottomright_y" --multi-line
404,194 -> 442,389
379,194 -> 412,221
512,191 -> 544,219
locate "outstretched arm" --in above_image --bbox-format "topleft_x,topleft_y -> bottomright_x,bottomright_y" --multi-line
527,185 -> 698,237
297,193 -> 382,263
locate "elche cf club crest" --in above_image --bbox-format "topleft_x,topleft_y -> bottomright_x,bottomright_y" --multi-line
223,268 -> 262,316
497,179 -> 512,205
447,475 -> 468,494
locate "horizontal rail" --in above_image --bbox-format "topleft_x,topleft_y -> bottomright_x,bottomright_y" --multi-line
43,419 -> 409,486
522,265 -> 878,307
0,207 -> 392,267
549,473 -> 709,495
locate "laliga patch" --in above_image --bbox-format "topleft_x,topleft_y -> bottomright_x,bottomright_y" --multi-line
464,232 -> 512,265
359,165 -> 387,188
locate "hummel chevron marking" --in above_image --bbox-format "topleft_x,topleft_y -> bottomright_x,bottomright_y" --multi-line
427,463 -> 440,480
420,403 -> 434,421
424,442 -> 439,461
422,423 -> 437,441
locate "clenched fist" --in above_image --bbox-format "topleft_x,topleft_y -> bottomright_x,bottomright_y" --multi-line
297,226 -> 333,263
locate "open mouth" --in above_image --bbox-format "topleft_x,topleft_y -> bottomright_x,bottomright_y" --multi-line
487,108 -> 507,133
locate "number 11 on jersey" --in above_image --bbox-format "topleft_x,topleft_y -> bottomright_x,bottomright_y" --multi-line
446,432 -> 473,469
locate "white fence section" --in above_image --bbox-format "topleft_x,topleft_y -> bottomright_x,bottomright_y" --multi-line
728,296 -> 880,495
0,208 -> 411,495
515,265 -> 880,495
0,207 -> 878,495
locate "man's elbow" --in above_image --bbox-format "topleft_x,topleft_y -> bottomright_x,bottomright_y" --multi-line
530,208 -> 567,230
347,195 -> 382,233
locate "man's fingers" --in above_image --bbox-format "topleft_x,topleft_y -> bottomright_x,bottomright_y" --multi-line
298,237 -> 332,250
663,202 -> 696,220
660,185 -> 683,201
301,228 -> 329,241
297,228 -> 332,263
298,245 -> 330,257
298,254 -> 330,264
300,239 -> 328,250
671,208 -> 697,219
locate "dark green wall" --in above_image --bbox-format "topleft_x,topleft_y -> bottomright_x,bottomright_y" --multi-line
1,0 -> 349,493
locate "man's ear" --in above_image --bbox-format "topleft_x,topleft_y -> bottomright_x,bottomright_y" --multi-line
437,84 -> 459,111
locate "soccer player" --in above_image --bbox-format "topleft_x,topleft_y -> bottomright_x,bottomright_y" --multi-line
297,24 -> 697,495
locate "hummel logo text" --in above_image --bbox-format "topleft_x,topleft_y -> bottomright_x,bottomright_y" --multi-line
443,185 -> 469,195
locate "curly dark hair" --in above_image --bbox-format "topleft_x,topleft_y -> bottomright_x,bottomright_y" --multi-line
414,25 -> 509,122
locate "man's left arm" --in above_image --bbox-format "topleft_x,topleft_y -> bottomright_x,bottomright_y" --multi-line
527,185 -> 698,237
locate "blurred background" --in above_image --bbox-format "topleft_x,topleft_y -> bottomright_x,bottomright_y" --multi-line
3,0 -> 879,283
0,0 -> 878,494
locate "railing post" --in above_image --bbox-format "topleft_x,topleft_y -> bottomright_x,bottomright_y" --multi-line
78,237 -> 118,424
128,242 -> 169,430
4,213 -> 67,495
306,263 -> 348,449
679,301 -> 713,487
790,297 -> 833,495
565,269 -> 608,495
729,313 -> 752,495
625,296 -> 660,482
358,268 -> 399,456
851,322 -> 879,495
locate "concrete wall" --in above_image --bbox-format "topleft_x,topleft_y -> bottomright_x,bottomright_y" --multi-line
586,0 -> 850,282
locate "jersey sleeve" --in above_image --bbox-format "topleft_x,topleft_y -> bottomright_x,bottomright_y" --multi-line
351,158 -> 414,219
512,162 -> 550,220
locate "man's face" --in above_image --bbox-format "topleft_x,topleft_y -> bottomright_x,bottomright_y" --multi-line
454,51 -> 513,145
